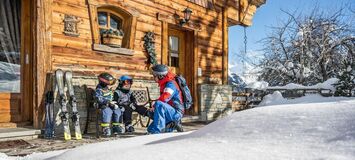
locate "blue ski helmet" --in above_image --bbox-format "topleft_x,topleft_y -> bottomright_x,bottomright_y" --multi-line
119,75 -> 133,85
118,75 -> 133,92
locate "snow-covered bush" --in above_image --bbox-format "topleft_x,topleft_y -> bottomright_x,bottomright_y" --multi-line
258,7 -> 354,86
333,61 -> 355,97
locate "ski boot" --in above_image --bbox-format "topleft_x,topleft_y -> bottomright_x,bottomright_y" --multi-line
102,126 -> 111,137
125,124 -> 135,133
165,121 -> 184,132
112,125 -> 124,135
175,121 -> 184,132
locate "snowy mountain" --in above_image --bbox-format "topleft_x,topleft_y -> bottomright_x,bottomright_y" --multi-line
6,96 -> 355,160
228,73 -> 246,92
229,50 -> 263,84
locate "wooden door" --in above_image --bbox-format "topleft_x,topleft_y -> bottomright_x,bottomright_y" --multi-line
166,27 -> 197,115
168,28 -> 185,75
0,0 -> 32,125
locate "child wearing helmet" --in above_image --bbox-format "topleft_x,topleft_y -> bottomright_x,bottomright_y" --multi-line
113,75 -> 150,133
95,72 -> 124,136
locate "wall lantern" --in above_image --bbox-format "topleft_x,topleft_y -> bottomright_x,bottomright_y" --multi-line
175,7 -> 192,26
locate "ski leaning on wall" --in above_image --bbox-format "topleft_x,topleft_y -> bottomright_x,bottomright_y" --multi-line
65,71 -> 82,140
55,69 -> 72,140
54,69 -> 82,140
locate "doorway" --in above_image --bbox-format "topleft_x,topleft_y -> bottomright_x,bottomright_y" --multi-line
164,25 -> 197,115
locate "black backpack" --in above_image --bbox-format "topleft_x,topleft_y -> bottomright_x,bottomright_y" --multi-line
175,75 -> 193,109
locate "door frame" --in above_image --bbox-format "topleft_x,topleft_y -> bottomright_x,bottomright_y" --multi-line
161,23 -> 199,115
20,0 -> 34,123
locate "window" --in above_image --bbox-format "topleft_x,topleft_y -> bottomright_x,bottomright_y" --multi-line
169,36 -> 179,67
97,9 -> 125,48
88,2 -> 139,55
98,11 -> 123,35
0,0 -> 21,93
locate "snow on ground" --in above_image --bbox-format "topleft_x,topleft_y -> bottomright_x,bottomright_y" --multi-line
3,95 -> 355,160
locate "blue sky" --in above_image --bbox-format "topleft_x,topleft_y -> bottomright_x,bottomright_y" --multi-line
228,0 -> 354,75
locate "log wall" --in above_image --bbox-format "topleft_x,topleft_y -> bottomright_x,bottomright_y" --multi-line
50,0 -> 234,84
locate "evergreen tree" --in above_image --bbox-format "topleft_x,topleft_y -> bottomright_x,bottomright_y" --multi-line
333,61 -> 355,97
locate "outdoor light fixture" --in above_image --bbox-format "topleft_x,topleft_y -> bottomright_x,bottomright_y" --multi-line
175,7 -> 192,26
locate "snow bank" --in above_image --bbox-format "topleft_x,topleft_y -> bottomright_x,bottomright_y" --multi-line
267,78 -> 339,91
5,96 -> 355,160
258,92 -> 353,107
258,91 -> 286,106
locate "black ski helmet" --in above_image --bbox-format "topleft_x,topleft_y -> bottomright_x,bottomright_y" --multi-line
98,72 -> 116,85
151,64 -> 168,79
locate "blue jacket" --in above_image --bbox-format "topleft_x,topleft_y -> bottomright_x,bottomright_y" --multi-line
95,84 -> 113,106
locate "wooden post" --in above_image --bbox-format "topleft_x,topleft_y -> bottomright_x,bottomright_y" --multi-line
161,21 -> 168,65
32,0 -> 52,128
193,30 -> 199,115
222,7 -> 228,85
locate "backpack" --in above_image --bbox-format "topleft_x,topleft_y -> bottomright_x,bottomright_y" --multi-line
175,74 -> 193,109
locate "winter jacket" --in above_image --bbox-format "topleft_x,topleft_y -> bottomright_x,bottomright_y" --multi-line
156,71 -> 184,112
113,89 -> 137,107
95,84 -> 113,106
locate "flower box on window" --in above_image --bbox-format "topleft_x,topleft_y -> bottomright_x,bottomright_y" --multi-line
101,29 -> 124,48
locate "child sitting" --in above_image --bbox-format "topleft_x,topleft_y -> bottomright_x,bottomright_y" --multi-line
95,72 -> 124,136
113,75 -> 150,133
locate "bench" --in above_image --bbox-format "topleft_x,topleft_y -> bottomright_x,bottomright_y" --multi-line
83,85 -> 152,138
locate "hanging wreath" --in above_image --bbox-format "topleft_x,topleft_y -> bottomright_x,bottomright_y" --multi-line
143,32 -> 158,66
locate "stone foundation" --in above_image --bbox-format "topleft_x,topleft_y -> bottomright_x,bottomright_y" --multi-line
198,84 -> 234,121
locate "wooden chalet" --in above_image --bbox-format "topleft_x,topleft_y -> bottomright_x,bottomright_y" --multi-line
0,0 -> 265,130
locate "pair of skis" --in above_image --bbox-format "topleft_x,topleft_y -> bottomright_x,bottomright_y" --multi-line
55,69 -> 82,140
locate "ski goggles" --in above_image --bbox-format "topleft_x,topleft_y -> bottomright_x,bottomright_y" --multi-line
99,77 -> 116,85
122,79 -> 133,85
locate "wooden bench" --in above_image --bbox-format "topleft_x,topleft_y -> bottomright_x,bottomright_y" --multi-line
83,85 -> 151,138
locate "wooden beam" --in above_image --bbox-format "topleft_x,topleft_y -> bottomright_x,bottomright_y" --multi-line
222,8 -> 228,85
161,21 -> 168,65
32,0 -> 52,128
129,17 -> 137,49
21,0 -> 32,123
88,2 -> 100,44
193,30 -> 199,114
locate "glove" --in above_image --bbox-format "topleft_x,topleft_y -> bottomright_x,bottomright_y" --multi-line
129,103 -> 136,110
120,106 -> 125,112
110,101 -> 119,110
